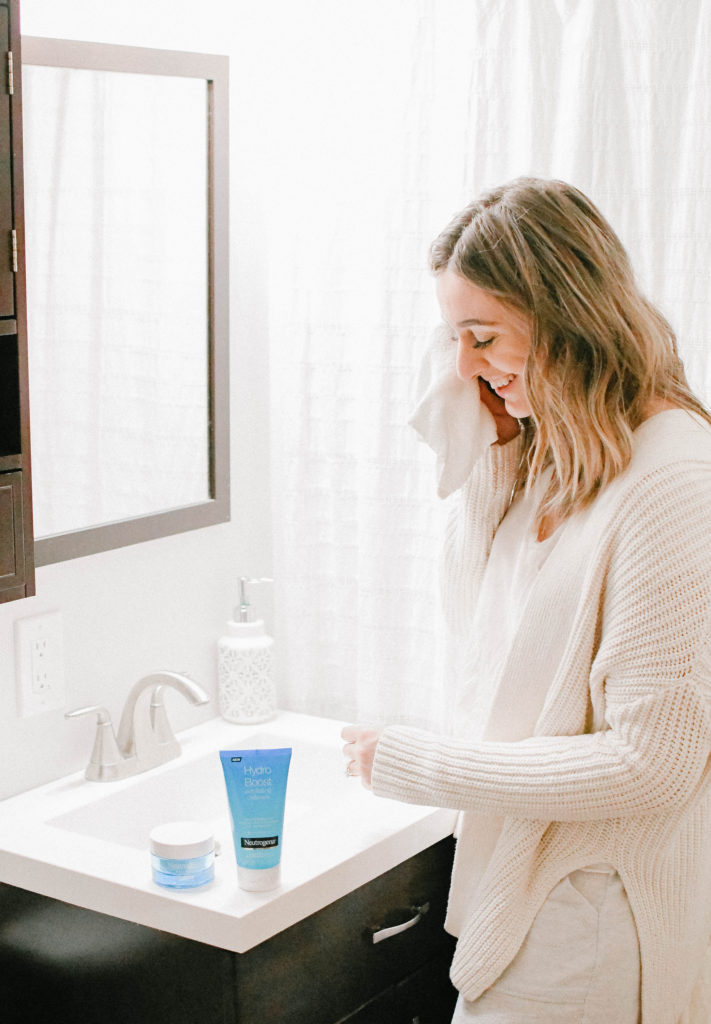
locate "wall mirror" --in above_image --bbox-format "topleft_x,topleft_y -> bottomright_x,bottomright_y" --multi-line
20,38 -> 229,564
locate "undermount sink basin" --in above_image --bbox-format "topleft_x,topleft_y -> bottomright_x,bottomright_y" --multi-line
0,711 -> 457,953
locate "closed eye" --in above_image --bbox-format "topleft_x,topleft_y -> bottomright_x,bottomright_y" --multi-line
442,324 -> 496,349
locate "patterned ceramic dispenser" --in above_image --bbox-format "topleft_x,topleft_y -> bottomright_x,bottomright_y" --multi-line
218,577 -> 276,723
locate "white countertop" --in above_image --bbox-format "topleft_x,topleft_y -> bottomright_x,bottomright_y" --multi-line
0,711 -> 456,953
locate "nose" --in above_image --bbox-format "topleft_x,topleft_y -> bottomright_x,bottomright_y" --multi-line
455,339 -> 489,382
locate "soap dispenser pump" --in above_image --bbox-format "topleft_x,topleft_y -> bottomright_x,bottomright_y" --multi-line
218,577 -> 276,724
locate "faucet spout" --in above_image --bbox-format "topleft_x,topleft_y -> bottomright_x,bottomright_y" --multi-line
149,671 -> 210,707
116,671 -> 210,763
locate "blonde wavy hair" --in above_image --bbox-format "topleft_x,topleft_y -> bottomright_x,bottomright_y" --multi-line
429,177 -> 711,526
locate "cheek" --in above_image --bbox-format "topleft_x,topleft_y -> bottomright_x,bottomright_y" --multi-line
512,335 -> 532,372
514,331 -> 532,368
496,344 -> 529,374
514,351 -> 529,373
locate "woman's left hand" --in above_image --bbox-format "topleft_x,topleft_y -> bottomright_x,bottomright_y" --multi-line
341,724 -> 381,788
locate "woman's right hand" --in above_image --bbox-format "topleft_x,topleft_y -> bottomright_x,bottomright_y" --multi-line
341,724 -> 381,788
478,377 -> 521,445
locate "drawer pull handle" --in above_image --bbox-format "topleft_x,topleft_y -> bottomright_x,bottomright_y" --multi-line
371,902 -> 429,944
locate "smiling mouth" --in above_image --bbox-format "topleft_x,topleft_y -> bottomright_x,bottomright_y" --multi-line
484,374 -> 515,393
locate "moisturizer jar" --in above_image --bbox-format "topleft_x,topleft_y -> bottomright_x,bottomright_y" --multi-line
149,821 -> 215,889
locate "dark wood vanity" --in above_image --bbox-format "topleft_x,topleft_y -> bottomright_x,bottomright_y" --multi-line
0,836 -> 458,1024
0,0 -> 34,603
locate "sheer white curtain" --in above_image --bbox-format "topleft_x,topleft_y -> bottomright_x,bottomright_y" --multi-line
250,0 -> 711,727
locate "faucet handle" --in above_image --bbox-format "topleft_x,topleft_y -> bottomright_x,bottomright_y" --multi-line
66,703 -> 112,722
65,705 -> 128,782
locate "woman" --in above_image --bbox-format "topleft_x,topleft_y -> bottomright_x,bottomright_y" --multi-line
342,178 -> 711,1023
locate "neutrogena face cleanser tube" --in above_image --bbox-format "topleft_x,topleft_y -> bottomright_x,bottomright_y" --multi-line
219,746 -> 292,891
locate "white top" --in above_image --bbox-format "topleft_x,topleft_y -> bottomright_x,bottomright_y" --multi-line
372,410 -> 711,1024
454,468 -> 558,739
453,466 -> 609,879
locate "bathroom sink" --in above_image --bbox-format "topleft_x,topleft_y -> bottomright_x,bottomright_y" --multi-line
0,711 -> 456,953
47,733 -> 324,850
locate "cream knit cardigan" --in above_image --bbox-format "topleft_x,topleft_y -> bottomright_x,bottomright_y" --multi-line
371,409 -> 711,1024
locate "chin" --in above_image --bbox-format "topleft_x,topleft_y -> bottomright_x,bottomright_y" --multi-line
504,397 -> 532,419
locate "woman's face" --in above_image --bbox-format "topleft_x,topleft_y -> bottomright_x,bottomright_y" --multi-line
436,268 -> 533,419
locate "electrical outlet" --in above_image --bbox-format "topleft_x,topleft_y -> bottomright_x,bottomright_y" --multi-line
15,611 -> 66,716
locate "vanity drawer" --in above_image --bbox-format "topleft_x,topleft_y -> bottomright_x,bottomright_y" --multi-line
234,835 -> 457,1024
335,952 -> 458,1024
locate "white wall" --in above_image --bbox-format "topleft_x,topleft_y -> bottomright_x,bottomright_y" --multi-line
0,0 -> 274,798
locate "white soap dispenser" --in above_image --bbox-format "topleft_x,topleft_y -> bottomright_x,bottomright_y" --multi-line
218,577 -> 276,724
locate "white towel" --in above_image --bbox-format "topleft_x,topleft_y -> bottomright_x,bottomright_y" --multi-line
408,325 -> 498,498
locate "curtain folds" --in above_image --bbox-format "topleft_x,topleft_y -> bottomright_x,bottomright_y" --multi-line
261,0 -> 711,727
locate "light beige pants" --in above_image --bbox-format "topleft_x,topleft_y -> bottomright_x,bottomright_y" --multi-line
451,868 -> 640,1024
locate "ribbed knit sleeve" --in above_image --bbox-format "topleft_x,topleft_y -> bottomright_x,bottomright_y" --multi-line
372,462 -> 711,822
440,436 -> 522,637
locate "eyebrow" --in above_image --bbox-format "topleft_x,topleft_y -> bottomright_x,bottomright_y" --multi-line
456,317 -> 498,328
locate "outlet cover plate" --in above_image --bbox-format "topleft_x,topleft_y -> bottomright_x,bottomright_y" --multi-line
15,611 -> 66,716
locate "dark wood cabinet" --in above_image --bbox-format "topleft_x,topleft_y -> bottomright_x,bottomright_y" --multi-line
0,468 -> 25,585
0,837 -> 459,1024
0,0 -> 34,603
233,835 -> 457,1023
0,4 -> 14,317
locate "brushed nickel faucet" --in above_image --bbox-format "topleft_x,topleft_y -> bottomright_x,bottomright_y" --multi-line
66,672 -> 210,782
